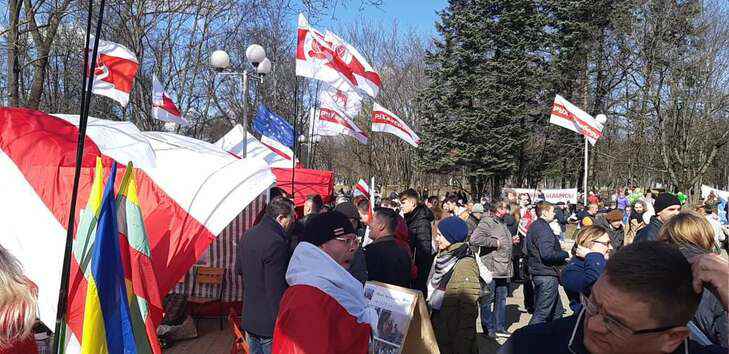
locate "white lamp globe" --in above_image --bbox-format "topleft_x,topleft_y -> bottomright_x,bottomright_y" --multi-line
256,58 -> 272,75
246,44 -> 266,65
210,50 -> 230,70
596,114 -> 607,124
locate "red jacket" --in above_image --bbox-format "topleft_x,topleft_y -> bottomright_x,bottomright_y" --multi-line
0,335 -> 38,354
273,285 -> 371,354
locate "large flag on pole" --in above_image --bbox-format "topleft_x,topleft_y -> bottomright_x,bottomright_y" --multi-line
152,75 -> 188,126
309,107 -> 368,144
318,83 -> 363,118
549,95 -> 604,145
215,124 -> 300,168
87,39 -> 139,106
296,14 -> 381,98
371,102 -> 421,147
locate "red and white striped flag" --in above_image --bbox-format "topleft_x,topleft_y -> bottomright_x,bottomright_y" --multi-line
215,124 -> 300,168
0,107 -> 274,353
549,95 -> 604,145
88,39 -> 139,106
371,102 -> 420,147
296,14 -> 381,98
152,75 -> 188,126
353,179 -> 370,199
310,107 -> 368,144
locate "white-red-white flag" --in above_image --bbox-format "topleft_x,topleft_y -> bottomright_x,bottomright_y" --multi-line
87,39 -> 139,106
152,75 -> 188,126
371,102 -> 420,147
353,179 -> 370,199
318,83 -> 363,119
309,107 -> 368,144
296,14 -> 381,98
549,95 -> 604,145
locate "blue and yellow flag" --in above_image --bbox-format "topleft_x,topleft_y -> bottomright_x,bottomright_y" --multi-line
81,163 -> 137,354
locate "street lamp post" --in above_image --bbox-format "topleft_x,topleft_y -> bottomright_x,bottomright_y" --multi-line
210,46 -> 272,158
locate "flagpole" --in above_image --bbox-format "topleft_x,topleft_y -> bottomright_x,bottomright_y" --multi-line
308,81 -> 321,167
291,77 -> 298,197
583,137 -> 588,206
53,0 -> 107,352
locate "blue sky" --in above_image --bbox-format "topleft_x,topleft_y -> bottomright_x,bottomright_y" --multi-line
315,0 -> 447,37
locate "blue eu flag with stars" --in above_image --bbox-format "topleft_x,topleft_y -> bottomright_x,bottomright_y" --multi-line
253,105 -> 295,149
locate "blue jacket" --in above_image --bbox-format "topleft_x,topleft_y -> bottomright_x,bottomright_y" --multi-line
524,218 -> 569,277
561,253 -> 606,313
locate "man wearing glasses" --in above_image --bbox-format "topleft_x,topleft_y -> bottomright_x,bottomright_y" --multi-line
499,242 -> 727,354
272,211 -> 377,354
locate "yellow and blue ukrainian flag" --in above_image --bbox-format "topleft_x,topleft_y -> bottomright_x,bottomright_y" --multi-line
81,163 -> 138,354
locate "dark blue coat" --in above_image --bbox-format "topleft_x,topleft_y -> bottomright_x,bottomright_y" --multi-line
524,218 -> 569,277
635,215 -> 663,243
561,253 -> 606,313
498,313 -> 726,354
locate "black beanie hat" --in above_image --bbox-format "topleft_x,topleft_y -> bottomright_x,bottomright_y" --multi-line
302,211 -> 355,246
653,193 -> 681,214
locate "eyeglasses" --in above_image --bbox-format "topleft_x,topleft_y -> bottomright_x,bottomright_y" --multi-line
335,237 -> 357,247
581,294 -> 680,339
592,239 -> 611,247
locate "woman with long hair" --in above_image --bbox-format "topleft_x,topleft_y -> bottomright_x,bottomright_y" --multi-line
561,225 -> 612,313
0,245 -> 39,353
658,211 -> 727,346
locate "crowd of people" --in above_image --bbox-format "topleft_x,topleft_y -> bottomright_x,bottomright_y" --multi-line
1,185 -> 729,354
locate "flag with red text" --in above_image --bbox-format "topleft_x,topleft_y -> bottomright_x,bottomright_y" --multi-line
318,83 -> 363,119
371,102 -> 420,147
309,107 -> 368,144
549,95 -> 604,145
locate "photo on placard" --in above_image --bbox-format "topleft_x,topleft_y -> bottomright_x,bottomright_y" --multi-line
373,308 -> 408,346
369,338 -> 399,354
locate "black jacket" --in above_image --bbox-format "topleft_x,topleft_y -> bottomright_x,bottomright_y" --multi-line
554,208 -> 568,232
524,218 -> 568,277
364,235 -> 412,288
501,214 -> 518,236
236,216 -> 290,337
635,215 -> 663,243
404,204 -> 435,260
498,312 -> 726,354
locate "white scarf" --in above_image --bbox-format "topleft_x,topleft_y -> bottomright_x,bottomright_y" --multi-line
286,242 -> 378,328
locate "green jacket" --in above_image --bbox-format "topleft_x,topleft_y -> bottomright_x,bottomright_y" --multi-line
431,243 -> 481,354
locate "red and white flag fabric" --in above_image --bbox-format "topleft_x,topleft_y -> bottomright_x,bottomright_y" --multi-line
318,83 -> 363,119
549,95 -> 604,145
353,179 -> 370,199
0,107 -> 274,353
88,39 -> 139,106
296,14 -> 381,98
309,107 -> 368,144
152,75 -> 188,126
371,102 -> 421,147
215,124 -> 300,168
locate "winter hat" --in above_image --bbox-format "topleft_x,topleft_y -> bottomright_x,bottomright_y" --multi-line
471,203 -> 485,214
605,209 -> 624,223
303,211 -> 355,246
654,193 -> 681,214
437,216 -> 469,244
335,202 -> 360,220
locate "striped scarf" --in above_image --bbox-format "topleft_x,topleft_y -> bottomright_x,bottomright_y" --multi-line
427,243 -> 473,310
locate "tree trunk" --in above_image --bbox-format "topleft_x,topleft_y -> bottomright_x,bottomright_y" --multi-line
7,0 -> 22,106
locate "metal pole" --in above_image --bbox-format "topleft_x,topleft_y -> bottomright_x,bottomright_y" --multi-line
240,72 -> 249,158
583,137 -> 589,206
